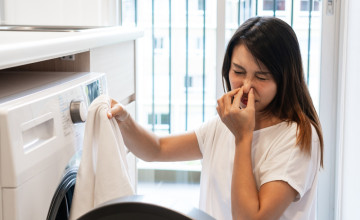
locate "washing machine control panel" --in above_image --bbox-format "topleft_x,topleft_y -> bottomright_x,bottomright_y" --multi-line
85,78 -> 103,105
70,100 -> 87,123
68,77 -> 104,124
57,74 -> 106,151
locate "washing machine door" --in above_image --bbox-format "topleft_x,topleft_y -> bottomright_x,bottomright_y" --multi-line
78,195 -> 215,220
47,167 -> 78,220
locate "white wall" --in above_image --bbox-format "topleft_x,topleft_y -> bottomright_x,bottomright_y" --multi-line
338,0 -> 360,219
317,0 -> 341,219
317,0 -> 360,218
2,0 -> 119,26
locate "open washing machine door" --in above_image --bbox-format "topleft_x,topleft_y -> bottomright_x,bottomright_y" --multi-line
77,195 -> 215,220
47,167 -> 78,220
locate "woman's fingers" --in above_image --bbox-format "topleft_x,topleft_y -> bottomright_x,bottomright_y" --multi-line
232,88 -> 243,109
107,99 -> 118,118
110,103 -> 123,117
217,88 -> 243,122
218,88 -> 241,111
107,99 -> 129,121
224,88 -> 241,107
110,98 -> 118,107
247,88 -> 255,109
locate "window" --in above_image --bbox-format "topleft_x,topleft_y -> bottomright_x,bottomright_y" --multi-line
154,37 -> 164,50
300,0 -> 320,11
263,0 -> 285,11
196,37 -> 203,50
147,113 -> 170,125
160,113 -> 170,125
147,113 -> 157,125
198,0 -> 205,11
121,0 -> 136,26
184,76 -> 193,88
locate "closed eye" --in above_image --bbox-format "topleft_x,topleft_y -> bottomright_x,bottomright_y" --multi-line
255,72 -> 270,81
234,71 -> 245,75
256,75 -> 267,80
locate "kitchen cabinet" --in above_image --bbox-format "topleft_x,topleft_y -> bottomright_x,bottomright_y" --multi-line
90,41 -> 135,104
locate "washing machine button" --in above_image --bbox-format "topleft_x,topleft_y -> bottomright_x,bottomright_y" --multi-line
70,100 -> 87,123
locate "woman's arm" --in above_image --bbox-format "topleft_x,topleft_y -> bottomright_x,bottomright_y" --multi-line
108,99 -> 202,162
217,88 -> 297,220
232,135 -> 297,220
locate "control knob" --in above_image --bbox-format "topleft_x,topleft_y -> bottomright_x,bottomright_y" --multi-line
70,100 -> 87,123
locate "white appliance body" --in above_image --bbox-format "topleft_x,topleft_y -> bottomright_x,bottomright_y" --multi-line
0,71 -> 107,220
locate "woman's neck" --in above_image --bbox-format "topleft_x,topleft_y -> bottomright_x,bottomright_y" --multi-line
254,113 -> 282,131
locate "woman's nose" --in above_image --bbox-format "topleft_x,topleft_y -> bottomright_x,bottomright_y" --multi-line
242,78 -> 252,94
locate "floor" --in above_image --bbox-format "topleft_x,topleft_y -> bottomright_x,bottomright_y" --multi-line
137,182 -> 200,208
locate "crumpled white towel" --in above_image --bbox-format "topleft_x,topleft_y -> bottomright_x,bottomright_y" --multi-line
69,95 -> 134,220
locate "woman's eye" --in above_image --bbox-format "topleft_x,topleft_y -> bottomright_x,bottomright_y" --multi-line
256,75 -> 268,81
234,71 -> 245,75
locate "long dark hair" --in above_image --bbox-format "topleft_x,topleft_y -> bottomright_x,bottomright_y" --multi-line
222,17 -> 323,167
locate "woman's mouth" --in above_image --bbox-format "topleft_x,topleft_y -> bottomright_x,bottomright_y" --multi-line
240,96 -> 248,108
241,98 -> 247,105
241,96 -> 248,106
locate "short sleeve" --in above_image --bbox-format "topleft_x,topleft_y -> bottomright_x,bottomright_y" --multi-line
194,115 -> 220,156
258,125 -> 320,201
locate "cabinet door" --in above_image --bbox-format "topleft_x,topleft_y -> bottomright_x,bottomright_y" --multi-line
90,41 -> 137,191
90,41 -> 135,103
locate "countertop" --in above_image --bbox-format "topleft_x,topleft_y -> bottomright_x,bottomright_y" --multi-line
0,26 -> 143,69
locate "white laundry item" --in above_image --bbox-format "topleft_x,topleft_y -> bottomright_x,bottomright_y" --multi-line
69,95 -> 134,220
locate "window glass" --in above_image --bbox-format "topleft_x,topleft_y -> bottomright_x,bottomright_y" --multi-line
263,0 -> 286,11
154,37 -> 164,49
300,0 -> 320,12
134,0 -> 217,208
198,0 -> 205,11
122,0 -> 136,26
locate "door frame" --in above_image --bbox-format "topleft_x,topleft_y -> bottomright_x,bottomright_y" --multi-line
318,0 -> 347,219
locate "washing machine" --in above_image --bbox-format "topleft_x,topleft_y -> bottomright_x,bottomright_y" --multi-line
0,71 -> 107,220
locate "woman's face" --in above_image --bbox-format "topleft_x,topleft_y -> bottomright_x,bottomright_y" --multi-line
229,44 -> 277,114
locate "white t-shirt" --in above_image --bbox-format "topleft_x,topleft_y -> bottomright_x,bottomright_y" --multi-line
195,116 -> 320,220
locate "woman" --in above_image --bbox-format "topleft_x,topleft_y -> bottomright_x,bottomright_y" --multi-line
108,16 -> 323,220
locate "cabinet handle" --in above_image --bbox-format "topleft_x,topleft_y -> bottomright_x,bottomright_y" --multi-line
120,93 -> 135,105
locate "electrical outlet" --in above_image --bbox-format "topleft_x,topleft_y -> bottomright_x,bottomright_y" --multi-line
60,55 -> 75,61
